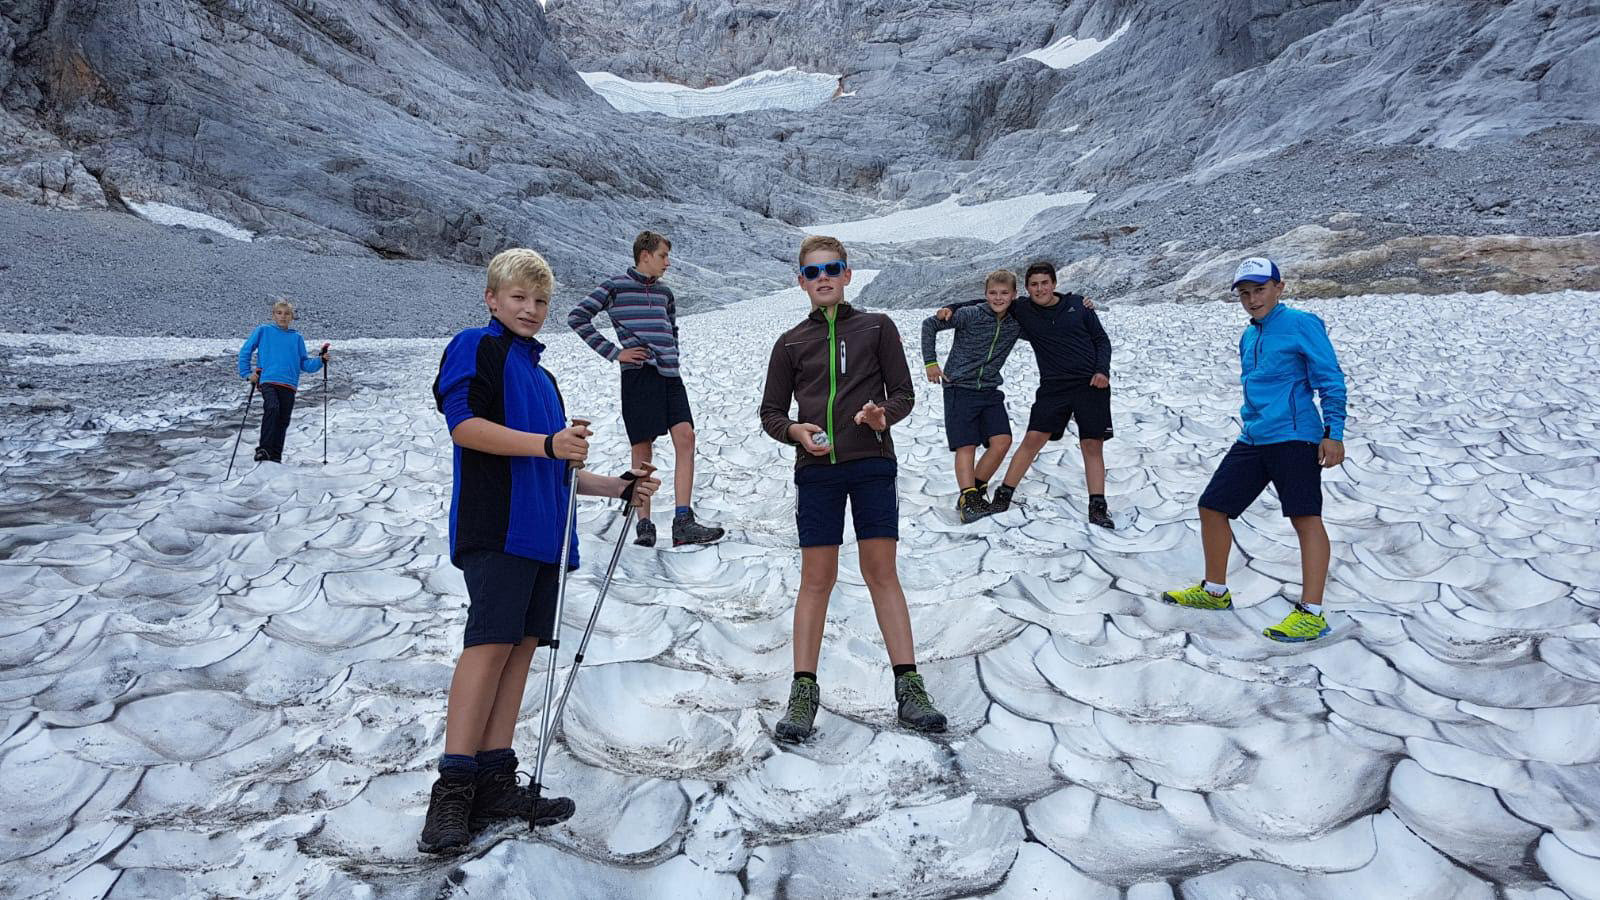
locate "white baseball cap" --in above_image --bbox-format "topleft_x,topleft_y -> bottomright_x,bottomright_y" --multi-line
1232,257 -> 1282,288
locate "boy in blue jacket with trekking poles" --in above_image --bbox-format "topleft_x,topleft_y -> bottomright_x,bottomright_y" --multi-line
1162,258 -> 1348,642
236,299 -> 329,463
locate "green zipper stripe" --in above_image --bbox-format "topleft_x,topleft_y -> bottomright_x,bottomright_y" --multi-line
977,316 -> 1002,390
825,311 -> 838,463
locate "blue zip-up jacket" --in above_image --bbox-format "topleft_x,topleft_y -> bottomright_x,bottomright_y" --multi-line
237,324 -> 323,389
432,318 -> 578,569
1238,303 -> 1347,445
568,267 -> 681,377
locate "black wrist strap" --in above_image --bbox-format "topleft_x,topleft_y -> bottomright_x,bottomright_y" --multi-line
618,470 -> 638,503
544,433 -> 556,459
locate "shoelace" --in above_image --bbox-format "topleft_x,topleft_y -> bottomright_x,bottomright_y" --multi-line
899,677 -> 938,713
432,779 -> 474,831
786,684 -> 819,721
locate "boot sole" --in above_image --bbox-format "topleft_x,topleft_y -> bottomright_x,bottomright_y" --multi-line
417,836 -> 471,855
899,718 -> 947,733
672,533 -> 725,547
774,725 -> 813,743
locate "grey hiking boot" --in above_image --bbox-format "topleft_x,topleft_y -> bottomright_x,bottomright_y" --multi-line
634,518 -> 656,547
895,672 -> 948,733
471,759 -> 575,831
774,678 -> 820,743
1088,496 -> 1115,530
672,509 -> 725,547
988,483 -> 1015,514
957,488 -> 990,524
417,771 -> 475,854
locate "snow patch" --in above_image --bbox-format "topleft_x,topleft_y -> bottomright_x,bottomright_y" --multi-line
803,191 -> 1094,244
1012,22 -> 1131,70
125,200 -> 254,242
579,67 -> 839,118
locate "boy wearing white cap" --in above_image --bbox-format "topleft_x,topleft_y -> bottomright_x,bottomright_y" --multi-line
1161,258 -> 1347,642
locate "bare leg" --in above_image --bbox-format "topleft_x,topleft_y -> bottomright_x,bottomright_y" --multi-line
794,545 -> 840,673
976,435 -> 1013,485
1080,438 -> 1106,495
1200,506 -> 1233,585
443,643 -> 515,756
631,441 -> 653,519
858,538 -> 915,666
669,422 -> 695,510
477,639 -> 540,751
1291,515 -> 1331,609
954,446 -> 977,490
1001,430 -> 1050,488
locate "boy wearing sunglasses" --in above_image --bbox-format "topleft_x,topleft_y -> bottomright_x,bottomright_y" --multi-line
758,236 -> 948,742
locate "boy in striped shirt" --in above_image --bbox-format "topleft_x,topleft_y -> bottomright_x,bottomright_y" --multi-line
569,231 -> 724,547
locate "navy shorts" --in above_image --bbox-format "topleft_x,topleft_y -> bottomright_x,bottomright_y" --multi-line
621,366 -> 693,445
795,457 -> 899,547
944,387 -> 1011,451
1026,379 -> 1113,441
460,549 -> 560,647
1198,441 -> 1323,518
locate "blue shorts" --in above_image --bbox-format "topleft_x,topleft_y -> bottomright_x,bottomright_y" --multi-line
460,549 -> 560,647
1198,441 -> 1323,518
944,387 -> 1011,451
795,457 -> 899,547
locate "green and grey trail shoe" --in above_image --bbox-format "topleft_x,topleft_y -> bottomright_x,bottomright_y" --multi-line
895,672 -> 948,733
1161,583 -> 1233,610
775,678 -> 820,743
417,771 -> 475,855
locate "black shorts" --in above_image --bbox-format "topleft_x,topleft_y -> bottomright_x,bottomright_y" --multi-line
1026,379 -> 1113,441
794,457 -> 899,547
621,366 -> 693,445
944,387 -> 1011,451
460,549 -> 560,647
1198,441 -> 1323,518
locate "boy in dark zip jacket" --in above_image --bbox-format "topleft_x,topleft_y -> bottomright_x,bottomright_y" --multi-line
921,270 -> 1022,523
1161,258 -> 1347,643
236,299 -> 329,463
418,248 -> 661,854
758,235 -> 948,742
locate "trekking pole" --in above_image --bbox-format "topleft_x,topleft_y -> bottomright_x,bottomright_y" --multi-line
223,381 -> 257,481
533,418 -> 589,803
534,463 -> 655,793
320,343 -> 330,465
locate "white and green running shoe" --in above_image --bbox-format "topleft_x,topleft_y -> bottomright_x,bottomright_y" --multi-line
1161,583 -> 1234,610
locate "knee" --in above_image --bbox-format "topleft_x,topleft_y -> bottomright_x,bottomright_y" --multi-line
672,426 -> 696,449
860,562 -> 901,592
798,573 -> 836,598
1021,433 -> 1048,451
990,436 -> 1014,453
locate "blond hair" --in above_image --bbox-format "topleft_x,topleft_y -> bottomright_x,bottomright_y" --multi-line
798,235 -> 847,267
271,298 -> 295,314
486,248 -> 554,294
984,269 -> 1016,290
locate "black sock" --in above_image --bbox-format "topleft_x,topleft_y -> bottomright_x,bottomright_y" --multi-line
793,671 -> 817,683
1090,493 -> 1105,502
892,663 -> 917,678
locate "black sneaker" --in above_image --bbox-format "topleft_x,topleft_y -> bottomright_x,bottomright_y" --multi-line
417,771 -> 475,854
253,447 -> 270,462
989,484 -> 1015,514
634,519 -> 656,547
774,678 -> 820,743
1088,496 -> 1114,530
957,488 -> 990,524
895,672 -> 948,732
471,760 -> 576,831
672,510 -> 725,547
973,479 -> 990,502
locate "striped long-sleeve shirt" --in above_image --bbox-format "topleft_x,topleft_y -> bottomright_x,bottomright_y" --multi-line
567,267 -> 681,377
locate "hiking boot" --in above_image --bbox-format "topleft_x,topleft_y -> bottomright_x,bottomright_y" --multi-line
634,518 -> 656,547
417,771 -> 475,855
957,488 -> 990,524
1264,605 -> 1332,643
774,678 -> 820,743
1088,496 -> 1115,530
1161,583 -> 1234,610
973,479 -> 990,502
253,447 -> 270,462
895,672 -> 948,733
988,484 -> 1015,514
672,510 -> 725,546
471,760 -> 576,831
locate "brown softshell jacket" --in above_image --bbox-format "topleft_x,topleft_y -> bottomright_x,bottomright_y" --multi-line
760,303 -> 915,469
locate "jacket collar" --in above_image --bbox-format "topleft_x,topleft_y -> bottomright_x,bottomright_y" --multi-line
486,317 -> 546,356
627,266 -> 658,286
1251,303 -> 1288,327
807,302 -> 855,324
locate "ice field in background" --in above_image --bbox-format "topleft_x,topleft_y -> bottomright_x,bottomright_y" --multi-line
2,289 -> 1599,898
802,191 -> 1096,245
579,68 -> 840,118
1010,22 -> 1132,70
123,200 -> 255,243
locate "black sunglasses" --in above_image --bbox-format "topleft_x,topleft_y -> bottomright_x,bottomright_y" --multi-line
799,260 -> 848,280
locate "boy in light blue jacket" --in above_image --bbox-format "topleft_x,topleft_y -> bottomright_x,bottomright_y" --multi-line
1161,259 -> 1347,642
237,299 -> 330,463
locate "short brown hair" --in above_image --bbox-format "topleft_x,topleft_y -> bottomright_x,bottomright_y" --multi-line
486,248 -> 554,294
985,269 -> 1016,290
798,235 -> 847,267
1023,261 -> 1057,284
633,230 -> 672,263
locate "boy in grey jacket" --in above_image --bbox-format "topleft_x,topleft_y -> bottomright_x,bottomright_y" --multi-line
922,270 -> 1023,522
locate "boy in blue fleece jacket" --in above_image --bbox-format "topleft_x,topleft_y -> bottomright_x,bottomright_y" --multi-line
419,248 -> 660,855
236,299 -> 328,462
1161,258 -> 1348,643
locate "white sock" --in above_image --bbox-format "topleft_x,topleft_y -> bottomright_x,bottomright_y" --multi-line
1301,603 -> 1324,617
1203,580 -> 1228,596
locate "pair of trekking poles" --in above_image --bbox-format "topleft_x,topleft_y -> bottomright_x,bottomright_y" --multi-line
531,428 -> 653,814
224,343 -> 331,480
